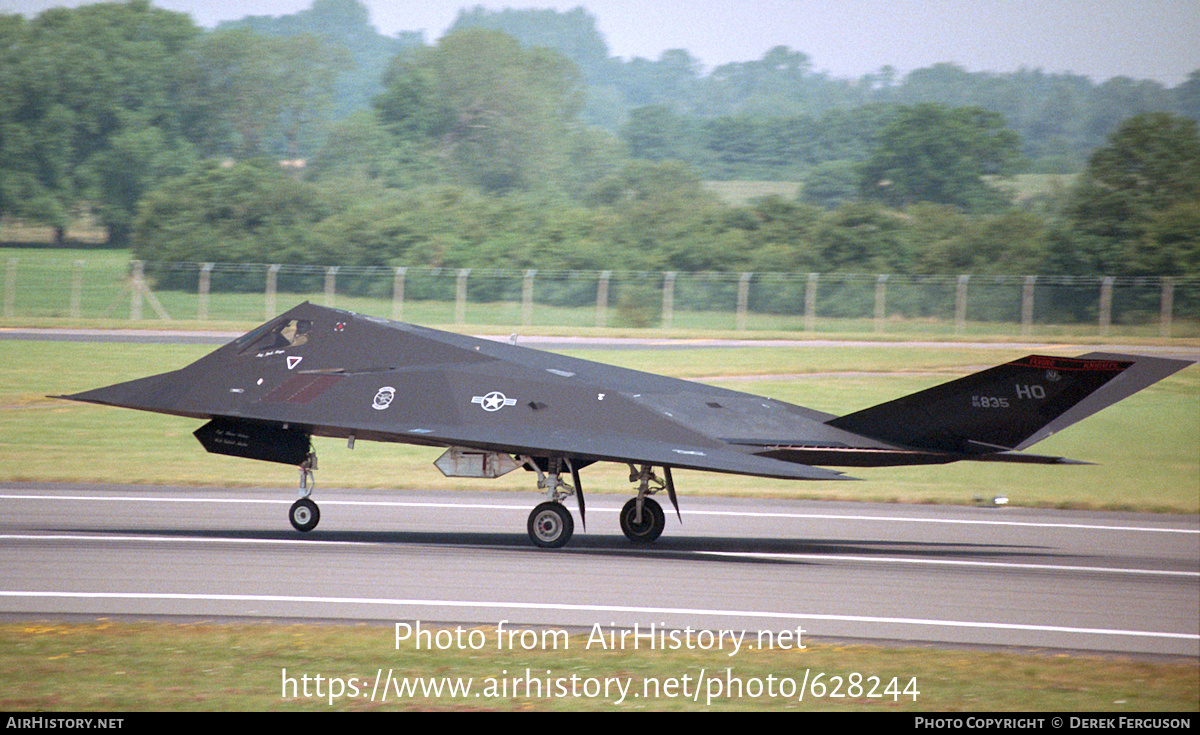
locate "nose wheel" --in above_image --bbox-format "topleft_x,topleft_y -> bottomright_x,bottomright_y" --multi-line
289,497 -> 320,532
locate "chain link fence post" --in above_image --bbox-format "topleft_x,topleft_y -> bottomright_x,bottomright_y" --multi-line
1021,276 -> 1036,335
595,271 -> 611,328
955,275 -> 970,334
455,268 -> 470,325
804,273 -> 819,332
266,264 -> 280,320
198,263 -> 212,321
1161,277 -> 1174,338
393,267 -> 407,322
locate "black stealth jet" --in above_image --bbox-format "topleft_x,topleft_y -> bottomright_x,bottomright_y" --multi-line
58,302 -> 1193,548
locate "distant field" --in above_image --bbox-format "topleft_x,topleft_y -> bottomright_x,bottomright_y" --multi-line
989,173 -> 1078,202
0,215 -> 108,246
704,180 -> 801,205
704,175 -> 1077,207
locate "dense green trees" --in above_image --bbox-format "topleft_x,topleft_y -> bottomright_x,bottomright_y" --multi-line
442,6 -> 1193,175
0,1 -> 200,244
1061,112 -> 1200,276
3,1 -> 1198,286
131,159 -> 334,266
1,1 -> 346,243
182,29 -> 348,160
126,110 -> 1200,283
1070,113 -> 1200,239
374,29 -> 587,194
217,0 -> 422,122
860,105 -> 1021,211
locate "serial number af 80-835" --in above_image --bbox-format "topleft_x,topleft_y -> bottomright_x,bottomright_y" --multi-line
971,395 -> 1010,408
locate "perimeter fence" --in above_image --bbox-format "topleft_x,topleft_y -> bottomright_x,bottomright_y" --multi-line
3,257 -> 1197,338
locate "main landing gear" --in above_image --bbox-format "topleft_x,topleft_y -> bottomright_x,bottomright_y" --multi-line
289,452 -> 321,532
522,459 -> 680,548
524,456 -> 582,548
619,464 -> 679,544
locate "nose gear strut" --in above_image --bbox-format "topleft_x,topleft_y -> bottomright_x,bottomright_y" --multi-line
289,451 -> 320,532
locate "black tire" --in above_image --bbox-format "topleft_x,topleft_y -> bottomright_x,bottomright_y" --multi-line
619,497 -> 665,543
527,501 -> 574,548
289,497 -> 320,532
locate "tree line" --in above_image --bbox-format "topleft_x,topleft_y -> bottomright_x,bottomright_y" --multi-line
1,1 -> 1198,285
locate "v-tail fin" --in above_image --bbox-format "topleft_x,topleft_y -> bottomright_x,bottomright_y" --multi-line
825,353 -> 1192,455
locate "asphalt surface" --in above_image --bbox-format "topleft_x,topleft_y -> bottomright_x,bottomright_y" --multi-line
1,483 -> 1196,658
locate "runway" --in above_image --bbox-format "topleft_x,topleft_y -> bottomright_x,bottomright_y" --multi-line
1,482 -> 1196,658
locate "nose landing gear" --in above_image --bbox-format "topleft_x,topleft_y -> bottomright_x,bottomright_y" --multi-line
289,452 -> 320,532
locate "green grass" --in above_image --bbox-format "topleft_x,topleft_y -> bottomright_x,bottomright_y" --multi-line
1,341 -> 1196,512
1,621 -> 1195,710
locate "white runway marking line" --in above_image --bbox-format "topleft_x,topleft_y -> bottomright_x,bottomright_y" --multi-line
2,493 -> 1196,535
679,509 -> 1200,535
0,590 -> 1196,642
692,551 -> 1200,577
0,533 -> 368,548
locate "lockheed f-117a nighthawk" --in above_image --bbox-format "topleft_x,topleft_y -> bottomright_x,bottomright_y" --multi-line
58,302 -> 1193,548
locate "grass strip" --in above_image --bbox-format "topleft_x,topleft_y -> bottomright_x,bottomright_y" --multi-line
1,620 -> 1195,711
